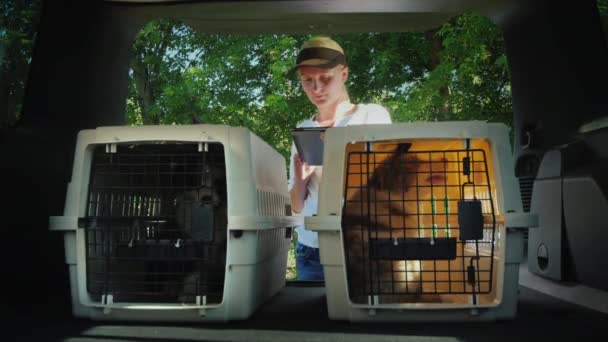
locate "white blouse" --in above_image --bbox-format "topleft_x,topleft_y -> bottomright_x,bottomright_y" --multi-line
288,101 -> 393,248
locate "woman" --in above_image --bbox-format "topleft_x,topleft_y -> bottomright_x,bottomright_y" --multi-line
288,36 -> 393,281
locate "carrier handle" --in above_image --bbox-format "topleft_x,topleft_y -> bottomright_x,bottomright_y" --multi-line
505,212 -> 539,229
49,216 -> 79,231
227,215 -> 303,230
305,215 -> 342,232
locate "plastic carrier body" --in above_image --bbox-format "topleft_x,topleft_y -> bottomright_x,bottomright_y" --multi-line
306,121 -> 536,322
50,125 -> 298,322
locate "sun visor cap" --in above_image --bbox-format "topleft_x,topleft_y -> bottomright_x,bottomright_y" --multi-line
288,37 -> 347,75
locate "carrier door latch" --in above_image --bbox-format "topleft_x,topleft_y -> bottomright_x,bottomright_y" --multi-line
198,142 -> 209,152
101,294 -> 114,314
505,211 -> 539,229
196,295 -> 207,316
105,143 -> 117,153
458,182 -> 484,240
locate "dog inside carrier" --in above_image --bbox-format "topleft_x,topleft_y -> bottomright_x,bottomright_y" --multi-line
341,138 -> 502,306
82,141 -> 227,304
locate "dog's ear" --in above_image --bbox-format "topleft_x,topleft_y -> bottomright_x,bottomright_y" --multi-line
398,143 -> 412,154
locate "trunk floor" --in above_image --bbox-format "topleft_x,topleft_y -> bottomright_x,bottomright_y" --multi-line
5,281 -> 607,342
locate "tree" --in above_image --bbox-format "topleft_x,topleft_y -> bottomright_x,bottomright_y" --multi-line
393,14 -> 512,125
130,20 -> 199,125
0,0 -> 41,128
127,13 -> 514,160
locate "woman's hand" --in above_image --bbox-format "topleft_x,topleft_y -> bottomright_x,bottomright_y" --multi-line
291,153 -> 314,213
293,153 -> 315,184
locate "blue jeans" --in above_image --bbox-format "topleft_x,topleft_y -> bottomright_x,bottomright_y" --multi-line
295,242 -> 325,281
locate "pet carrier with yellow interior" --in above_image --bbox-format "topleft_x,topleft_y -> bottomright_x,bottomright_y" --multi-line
49,125 -> 297,322
307,121 -> 536,322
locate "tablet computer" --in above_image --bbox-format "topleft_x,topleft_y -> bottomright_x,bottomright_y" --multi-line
290,127 -> 327,166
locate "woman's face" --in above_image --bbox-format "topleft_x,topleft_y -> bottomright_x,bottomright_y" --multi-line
299,65 -> 348,109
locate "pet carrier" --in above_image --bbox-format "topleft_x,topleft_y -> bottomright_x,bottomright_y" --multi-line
49,125 -> 298,322
306,121 -> 537,322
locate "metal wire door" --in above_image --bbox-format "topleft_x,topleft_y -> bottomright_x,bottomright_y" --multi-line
83,142 -> 227,304
342,141 -> 496,304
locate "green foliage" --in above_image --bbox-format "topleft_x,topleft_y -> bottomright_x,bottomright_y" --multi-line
400,14 -> 512,125
127,15 -> 513,159
130,26 -> 311,158
440,14 -> 512,124
0,0 -> 42,127
599,0 -> 608,34
599,0 -> 608,16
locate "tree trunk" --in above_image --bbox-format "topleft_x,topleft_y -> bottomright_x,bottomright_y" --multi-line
190,107 -> 202,124
425,29 -> 451,120
129,22 -> 175,125
131,56 -> 156,125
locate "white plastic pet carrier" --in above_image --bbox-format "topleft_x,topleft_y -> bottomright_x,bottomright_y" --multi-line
306,121 -> 537,322
49,125 -> 297,322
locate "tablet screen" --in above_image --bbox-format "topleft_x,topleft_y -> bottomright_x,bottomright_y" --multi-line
290,127 -> 327,166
